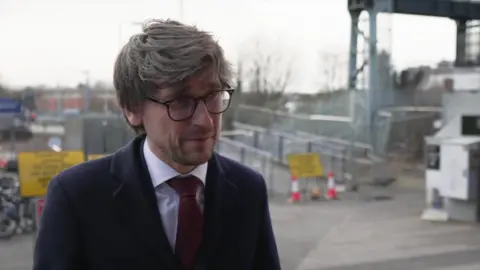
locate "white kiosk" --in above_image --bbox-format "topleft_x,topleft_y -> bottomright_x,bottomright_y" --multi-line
423,114 -> 480,222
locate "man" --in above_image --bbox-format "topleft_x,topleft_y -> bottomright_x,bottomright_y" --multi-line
33,19 -> 281,270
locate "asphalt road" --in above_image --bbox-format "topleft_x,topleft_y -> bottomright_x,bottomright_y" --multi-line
3,188 -> 480,270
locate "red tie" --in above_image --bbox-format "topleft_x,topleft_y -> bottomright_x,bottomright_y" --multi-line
168,176 -> 204,270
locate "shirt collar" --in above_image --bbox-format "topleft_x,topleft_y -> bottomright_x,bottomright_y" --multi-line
143,138 -> 208,188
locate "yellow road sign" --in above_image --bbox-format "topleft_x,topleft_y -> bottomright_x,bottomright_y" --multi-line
87,154 -> 105,161
18,151 -> 85,197
286,152 -> 324,178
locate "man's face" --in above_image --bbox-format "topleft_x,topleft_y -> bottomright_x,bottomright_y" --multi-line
128,66 -> 224,170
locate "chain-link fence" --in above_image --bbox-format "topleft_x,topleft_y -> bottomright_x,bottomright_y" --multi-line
216,137 -> 291,196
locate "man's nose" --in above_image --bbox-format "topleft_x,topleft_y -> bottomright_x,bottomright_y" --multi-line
191,101 -> 213,126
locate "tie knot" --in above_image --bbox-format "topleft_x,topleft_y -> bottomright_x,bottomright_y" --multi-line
168,175 -> 202,197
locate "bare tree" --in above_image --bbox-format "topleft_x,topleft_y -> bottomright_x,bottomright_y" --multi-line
234,39 -> 295,128
239,39 -> 293,108
317,52 -> 347,93
222,61 -> 243,131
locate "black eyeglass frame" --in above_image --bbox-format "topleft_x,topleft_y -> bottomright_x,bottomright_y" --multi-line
145,87 -> 235,121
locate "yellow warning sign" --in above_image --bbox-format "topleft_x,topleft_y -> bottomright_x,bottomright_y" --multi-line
87,154 -> 104,161
18,151 -> 85,197
286,152 -> 324,178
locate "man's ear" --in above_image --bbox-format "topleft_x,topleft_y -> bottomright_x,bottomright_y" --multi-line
123,108 -> 142,126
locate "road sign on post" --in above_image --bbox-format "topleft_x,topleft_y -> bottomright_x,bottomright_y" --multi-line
0,98 -> 22,114
18,151 -> 84,197
32,197 -> 46,246
36,198 -> 45,228
286,152 -> 324,178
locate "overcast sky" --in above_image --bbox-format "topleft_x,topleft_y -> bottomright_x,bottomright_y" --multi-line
0,0 -> 456,92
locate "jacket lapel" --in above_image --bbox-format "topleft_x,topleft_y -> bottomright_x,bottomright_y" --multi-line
196,153 -> 239,270
110,135 -> 180,270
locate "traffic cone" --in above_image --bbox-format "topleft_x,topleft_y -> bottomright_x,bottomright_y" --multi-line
326,171 -> 338,200
287,175 -> 301,203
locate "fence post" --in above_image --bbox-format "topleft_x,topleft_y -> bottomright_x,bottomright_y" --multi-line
341,148 -> 347,183
253,131 -> 259,149
307,141 -> 313,153
278,136 -> 284,162
240,146 -> 246,164
329,154 -> 335,176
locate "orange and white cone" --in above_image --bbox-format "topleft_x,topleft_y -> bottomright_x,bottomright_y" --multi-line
326,171 -> 338,200
288,175 -> 301,203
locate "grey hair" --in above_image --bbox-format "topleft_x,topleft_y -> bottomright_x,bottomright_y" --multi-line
113,19 -> 232,133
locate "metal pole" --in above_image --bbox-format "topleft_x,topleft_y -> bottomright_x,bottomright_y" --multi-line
368,8 -> 379,182
368,8 -> 378,156
82,71 -> 90,113
9,124 -> 15,152
10,117 -> 19,153
347,11 -> 360,191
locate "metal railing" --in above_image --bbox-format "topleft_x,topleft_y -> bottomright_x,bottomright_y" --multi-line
229,122 -> 373,184
216,137 -> 291,196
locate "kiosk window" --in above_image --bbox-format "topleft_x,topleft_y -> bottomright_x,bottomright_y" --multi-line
426,145 -> 440,170
461,115 -> 480,136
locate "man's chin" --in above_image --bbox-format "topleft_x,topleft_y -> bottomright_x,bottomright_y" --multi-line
181,148 -> 214,165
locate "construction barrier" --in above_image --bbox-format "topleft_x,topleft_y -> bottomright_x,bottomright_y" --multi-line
230,122 -> 359,189
286,152 -> 325,202
285,152 -> 345,202
17,150 -> 85,197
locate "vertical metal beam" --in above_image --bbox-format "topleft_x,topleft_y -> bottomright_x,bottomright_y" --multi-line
347,10 -> 361,191
455,19 -> 467,67
368,8 -> 378,156
348,11 -> 360,90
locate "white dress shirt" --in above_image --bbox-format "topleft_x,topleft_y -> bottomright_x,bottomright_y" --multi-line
143,140 -> 207,250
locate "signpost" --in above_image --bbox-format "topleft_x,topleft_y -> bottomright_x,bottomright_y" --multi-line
286,152 -> 324,178
0,98 -> 22,113
286,152 -> 325,201
35,198 -> 45,228
17,151 -> 84,197
32,197 -> 45,246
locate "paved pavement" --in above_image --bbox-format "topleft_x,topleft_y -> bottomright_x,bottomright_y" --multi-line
290,189 -> 480,270
2,187 -> 480,270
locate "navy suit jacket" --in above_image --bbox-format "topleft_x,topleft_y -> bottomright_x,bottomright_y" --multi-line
33,135 -> 281,270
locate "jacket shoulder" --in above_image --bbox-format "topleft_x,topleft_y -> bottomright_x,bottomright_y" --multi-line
48,155 -> 115,198
215,153 -> 266,190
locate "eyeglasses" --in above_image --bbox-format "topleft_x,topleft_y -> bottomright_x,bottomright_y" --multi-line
146,88 -> 234,121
